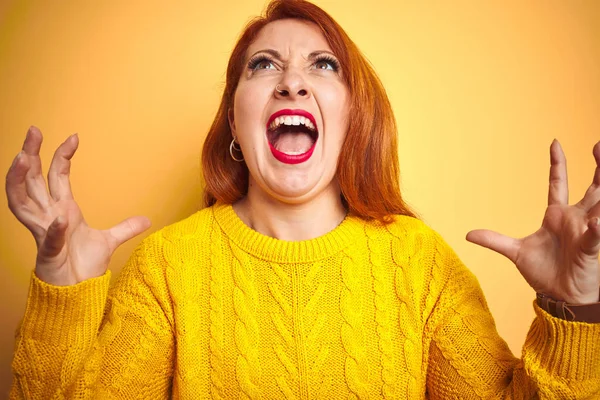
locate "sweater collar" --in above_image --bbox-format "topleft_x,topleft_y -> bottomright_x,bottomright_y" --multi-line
212,202 -> 364,263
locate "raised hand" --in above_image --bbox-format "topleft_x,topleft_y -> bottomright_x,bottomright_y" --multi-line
5,126 -> 152,286
466,140 -> 600,305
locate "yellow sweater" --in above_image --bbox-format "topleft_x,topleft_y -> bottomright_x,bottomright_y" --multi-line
10,203 -> 600,399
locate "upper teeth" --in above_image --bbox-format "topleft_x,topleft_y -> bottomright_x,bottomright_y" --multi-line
269,115 -> 316,131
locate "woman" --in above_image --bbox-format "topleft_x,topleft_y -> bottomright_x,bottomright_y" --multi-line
6,0 -> 600,398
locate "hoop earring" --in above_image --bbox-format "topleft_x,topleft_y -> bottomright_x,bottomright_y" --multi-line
229,138 -> 244,162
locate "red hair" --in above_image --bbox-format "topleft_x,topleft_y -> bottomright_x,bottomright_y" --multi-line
201,0 -> 419,222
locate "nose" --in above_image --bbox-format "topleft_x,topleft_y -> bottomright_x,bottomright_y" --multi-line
275,70 -> 311,100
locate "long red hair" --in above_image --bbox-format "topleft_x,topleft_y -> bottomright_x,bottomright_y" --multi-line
201,0 -> 419,222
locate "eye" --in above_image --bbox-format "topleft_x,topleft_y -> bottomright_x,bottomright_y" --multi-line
315,61 -> 332,70
248,56 -> 276,71
312,56 -> 340,72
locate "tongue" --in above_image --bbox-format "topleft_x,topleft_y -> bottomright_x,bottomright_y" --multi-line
274,132 -> 314,154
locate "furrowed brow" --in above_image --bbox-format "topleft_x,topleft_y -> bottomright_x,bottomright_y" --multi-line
307,50 -> 337,59
248,49 -> 282,60
248,49 -> 337,62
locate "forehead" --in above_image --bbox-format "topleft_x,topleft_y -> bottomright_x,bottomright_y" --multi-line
247,19 -> 332,57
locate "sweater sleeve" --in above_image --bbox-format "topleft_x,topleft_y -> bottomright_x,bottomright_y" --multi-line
424,232 -> 600,399
10,233 -> 175,399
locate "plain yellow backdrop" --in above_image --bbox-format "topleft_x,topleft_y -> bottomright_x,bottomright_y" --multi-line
1,0 -> 599,395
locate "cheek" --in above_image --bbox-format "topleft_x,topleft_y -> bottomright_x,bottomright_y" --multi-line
234,87 -> 257,127
320,86 -> 349,143
233,82 -> 273,138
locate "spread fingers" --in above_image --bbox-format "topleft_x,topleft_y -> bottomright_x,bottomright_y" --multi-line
21,126 -> 51,209
48,134 -> 79,202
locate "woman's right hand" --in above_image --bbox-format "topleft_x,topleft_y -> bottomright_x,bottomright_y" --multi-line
5,126 -> 152,286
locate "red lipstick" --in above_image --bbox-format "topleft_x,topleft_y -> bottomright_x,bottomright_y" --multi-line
266,109 -> 318,165
268,141 -> 316,164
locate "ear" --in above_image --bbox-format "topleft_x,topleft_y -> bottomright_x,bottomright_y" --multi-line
228,108 -> 236,136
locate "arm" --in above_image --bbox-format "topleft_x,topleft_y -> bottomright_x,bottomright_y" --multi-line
10,234 -> 175,399
425,235 -> 600,399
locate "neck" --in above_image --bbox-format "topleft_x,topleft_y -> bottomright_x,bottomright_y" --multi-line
232,183 -> 347,242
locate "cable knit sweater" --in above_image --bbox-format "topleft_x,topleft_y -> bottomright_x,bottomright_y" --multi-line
10,203 -> 600,399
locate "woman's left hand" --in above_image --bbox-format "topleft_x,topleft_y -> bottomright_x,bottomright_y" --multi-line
466,140 -> 600,305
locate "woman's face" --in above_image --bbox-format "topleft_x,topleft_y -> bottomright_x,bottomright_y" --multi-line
230,18 -> 349,204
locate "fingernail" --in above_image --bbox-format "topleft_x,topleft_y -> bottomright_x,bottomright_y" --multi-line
596,217 -> 600,226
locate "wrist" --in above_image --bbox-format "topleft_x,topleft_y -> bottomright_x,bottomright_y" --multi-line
541,288 -> 600,306
569,293 -> 600,305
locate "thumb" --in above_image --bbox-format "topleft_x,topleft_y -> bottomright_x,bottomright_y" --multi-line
39,215 -> 68,258
579,216 -> 600,257
466,229 -> 520,263
106,216 -> 152,249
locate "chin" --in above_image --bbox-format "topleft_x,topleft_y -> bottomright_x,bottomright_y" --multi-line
265,179 -> 319,202
249,155 -> 337,203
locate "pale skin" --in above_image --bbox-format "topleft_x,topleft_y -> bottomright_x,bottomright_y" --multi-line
4,19 -> 600,306
229,19 -> 349,241
466,140 -> 600,305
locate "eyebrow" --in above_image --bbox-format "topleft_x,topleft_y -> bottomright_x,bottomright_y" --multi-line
247,49 -> 337,61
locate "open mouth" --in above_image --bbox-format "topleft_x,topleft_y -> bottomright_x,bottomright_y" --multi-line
266,110 -> 319,165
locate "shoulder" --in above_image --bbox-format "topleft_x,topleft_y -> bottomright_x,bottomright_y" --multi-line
365,214 -> 464,274
382,214 -> 433,236
365,214 -> 442,246
155,206 -> 216,242
133,206 -> 217,265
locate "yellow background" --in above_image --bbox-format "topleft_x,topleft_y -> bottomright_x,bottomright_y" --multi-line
1,0 -> 599,394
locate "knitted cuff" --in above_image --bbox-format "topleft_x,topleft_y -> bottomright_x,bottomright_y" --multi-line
524,301 -> 600,381
19,271 -> 111,347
